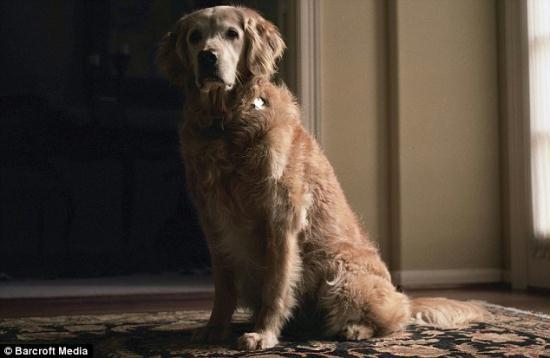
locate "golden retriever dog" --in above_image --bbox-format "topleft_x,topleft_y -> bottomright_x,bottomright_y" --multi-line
157,5 -> 489,350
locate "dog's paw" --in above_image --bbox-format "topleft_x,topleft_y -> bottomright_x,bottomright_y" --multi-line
191,325 -> 231,343
341,323 -> 375,340
237,331 -> 278,350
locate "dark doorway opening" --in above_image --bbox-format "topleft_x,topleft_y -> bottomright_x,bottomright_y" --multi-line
0,0 -> 292,281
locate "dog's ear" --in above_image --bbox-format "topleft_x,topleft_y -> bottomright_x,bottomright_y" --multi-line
156,31 -> 186,86
243,9 -> 286,78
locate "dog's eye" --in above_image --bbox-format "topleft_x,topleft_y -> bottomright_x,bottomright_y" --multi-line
226,28 -> 239,40
189,30 -> 202,44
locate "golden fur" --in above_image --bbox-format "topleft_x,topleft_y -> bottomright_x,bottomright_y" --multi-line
157,6 -> 490,351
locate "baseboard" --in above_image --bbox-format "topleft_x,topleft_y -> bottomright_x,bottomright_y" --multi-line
392,268 -> 504,288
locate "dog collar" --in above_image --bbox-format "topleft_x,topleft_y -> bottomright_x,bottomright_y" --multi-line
198,98 -> 265,140
199,118 -> 224,140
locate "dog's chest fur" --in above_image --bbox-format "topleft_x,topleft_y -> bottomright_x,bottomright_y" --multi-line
180,91 -> 286,262
179,83 -> 312,307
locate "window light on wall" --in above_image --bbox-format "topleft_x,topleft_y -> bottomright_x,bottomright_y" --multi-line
527,0 -> 550,240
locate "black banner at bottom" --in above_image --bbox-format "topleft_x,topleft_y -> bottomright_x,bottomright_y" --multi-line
0,345 -> 92,357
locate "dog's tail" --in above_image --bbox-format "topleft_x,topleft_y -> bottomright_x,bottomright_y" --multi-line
410,297 -> 492,329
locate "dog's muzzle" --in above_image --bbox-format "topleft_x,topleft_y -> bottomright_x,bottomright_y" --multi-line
198,50 -> 221,82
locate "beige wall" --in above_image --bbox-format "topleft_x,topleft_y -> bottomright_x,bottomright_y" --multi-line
320,0 -> 502,274
320,0 -> 390,259
395,0 -> 501,271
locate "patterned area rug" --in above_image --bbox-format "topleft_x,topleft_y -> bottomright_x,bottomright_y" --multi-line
0,303 -> 549,357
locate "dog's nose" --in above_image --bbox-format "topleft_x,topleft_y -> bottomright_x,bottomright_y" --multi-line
198,50 -> 217,67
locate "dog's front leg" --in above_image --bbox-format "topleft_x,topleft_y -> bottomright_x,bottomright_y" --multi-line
238,219 -> 301,350
192,250 -> 237,343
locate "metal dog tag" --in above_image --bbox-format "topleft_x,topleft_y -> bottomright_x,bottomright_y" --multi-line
252,97 -> 265,110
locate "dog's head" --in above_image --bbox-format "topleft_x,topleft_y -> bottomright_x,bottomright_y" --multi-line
157,6 -> 285,93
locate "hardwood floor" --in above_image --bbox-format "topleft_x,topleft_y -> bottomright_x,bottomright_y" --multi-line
0,286 -> 548,319
0,292 -> 213,319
